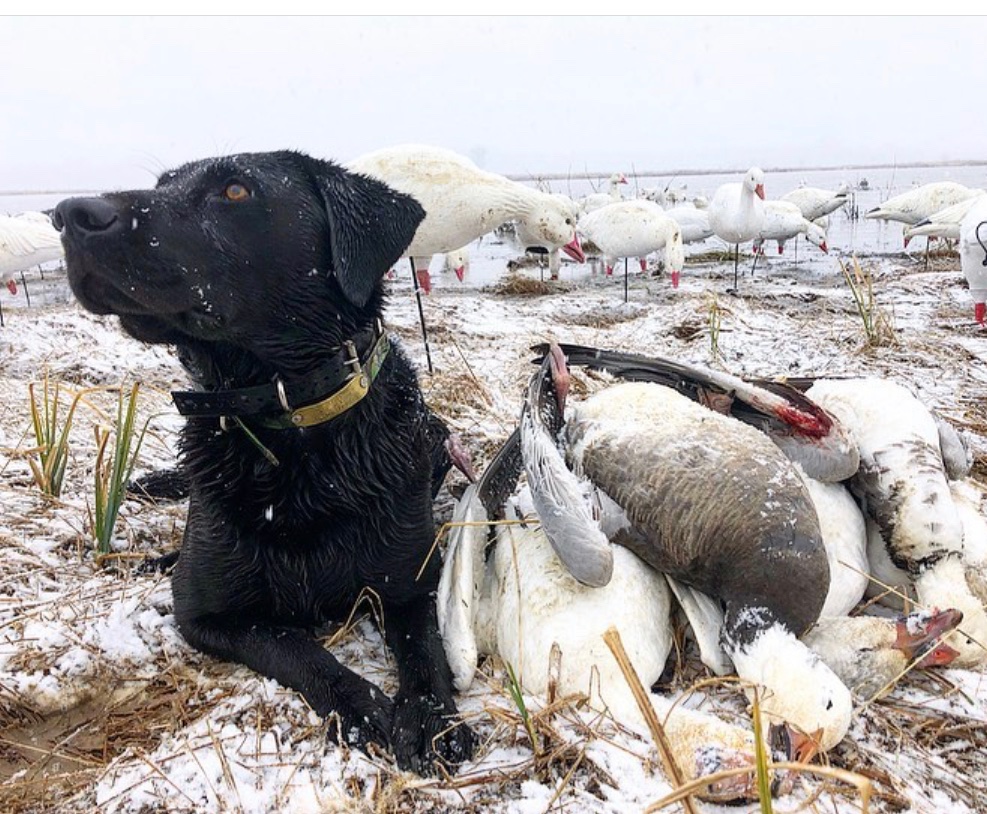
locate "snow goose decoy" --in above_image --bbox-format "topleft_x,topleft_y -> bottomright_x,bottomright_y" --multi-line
576,200 -> 685,290
865,181 -> 979,228
781,184 -> 850,223
0,211 -> 64,326
514,193 -> 582,280
347,144 -> 584,294
802,377 -> 987,667
708,167 -> 766,288
579,171 -> 627,214
902,190 -> 985,247
442,245 -> 469,283
665,204 -> 713,246
753,200 -> 828,257
959,195 -> 987,325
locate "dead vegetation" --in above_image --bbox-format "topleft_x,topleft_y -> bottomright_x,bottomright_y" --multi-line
1,247 -> 986,812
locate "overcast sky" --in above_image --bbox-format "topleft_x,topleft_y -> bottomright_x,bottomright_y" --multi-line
2,16 -> 985,191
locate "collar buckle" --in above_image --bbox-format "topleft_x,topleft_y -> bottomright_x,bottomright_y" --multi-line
342,340 -> 362,378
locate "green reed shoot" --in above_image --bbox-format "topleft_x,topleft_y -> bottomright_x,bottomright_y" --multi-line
91,383 -> 148,556
27,375 -> 84,497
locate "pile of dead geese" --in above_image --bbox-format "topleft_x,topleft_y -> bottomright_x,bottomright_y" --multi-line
438,342 -> 985,803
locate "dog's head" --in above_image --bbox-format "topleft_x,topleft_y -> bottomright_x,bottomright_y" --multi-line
54,151 -> 424,349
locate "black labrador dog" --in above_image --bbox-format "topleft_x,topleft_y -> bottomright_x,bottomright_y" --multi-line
53,151 -> 475,773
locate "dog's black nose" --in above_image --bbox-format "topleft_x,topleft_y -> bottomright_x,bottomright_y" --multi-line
53,197 -> 122,237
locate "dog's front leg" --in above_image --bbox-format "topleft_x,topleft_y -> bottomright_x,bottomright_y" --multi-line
178,618 -> 394,753
384,594 -> 477,773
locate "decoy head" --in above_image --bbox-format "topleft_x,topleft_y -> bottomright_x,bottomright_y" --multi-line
746,167 -> 766,200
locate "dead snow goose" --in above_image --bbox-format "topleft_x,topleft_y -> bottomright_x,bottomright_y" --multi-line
545,343 -> 859,483
347,144 -> 583,293
804,377 -> 987,667
439,431 -> 770,803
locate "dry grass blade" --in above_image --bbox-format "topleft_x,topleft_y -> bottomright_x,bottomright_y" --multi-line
602,626 -> 699,814
840,255 -> 898,348
647,762 -> 872,813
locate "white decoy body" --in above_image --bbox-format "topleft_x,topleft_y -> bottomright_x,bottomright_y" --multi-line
781,184 -> 850,222
0,211 -> 64,294
580,172 -> 627,214
804,378 -> 987,667
577,200 -> 685,286
708,167 -> 766,245
753,200 -> 829,255
959,195 -> 987,325
903,190 -> 985,245
865,181 -> 979,226
665,204 -> 713,245
347,144 -> 583,292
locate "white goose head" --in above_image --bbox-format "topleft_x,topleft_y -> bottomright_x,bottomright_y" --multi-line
731,624 -> 853,758
744,167 -> 766,200
517,192 -> 584,262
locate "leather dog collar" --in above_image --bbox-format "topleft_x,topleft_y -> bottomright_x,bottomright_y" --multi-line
171,323 -> 390,429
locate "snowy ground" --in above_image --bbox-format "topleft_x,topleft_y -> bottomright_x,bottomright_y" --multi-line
1,232 -> 986,813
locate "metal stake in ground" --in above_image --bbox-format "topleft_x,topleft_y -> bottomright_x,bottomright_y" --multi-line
20,271 -> 30,308
409,258 -> 434,374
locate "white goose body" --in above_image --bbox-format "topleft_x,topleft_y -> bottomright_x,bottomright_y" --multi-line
708,167 -> 766,245
465,491 -> 767,802
755,200 -> 828,255
347,144 -> 582,265
865,181 -> 978,226
903,190 -> 985,243
805,378 -> 987,666
798,471 -> 869,618
0,212 -> 64,293
665,204 -> 713,244
959,194 -> 987,325
577,200 -> 685,284
781,184 -> 849,222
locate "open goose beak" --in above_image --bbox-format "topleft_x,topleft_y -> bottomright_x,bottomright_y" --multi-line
769,722 -> 822,764
561,236 -> 585,263
894,607 -> 963,667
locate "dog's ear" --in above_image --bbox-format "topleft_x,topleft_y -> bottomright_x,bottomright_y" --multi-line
298,154 -> 425,307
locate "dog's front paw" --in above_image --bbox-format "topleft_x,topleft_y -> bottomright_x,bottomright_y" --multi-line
391,693 -> 476,775
325,675 -> 394,755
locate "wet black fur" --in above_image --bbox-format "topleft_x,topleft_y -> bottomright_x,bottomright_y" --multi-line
54,151 -> 475,773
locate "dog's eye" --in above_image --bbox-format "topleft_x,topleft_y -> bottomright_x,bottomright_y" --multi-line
222,183 -> 251,202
